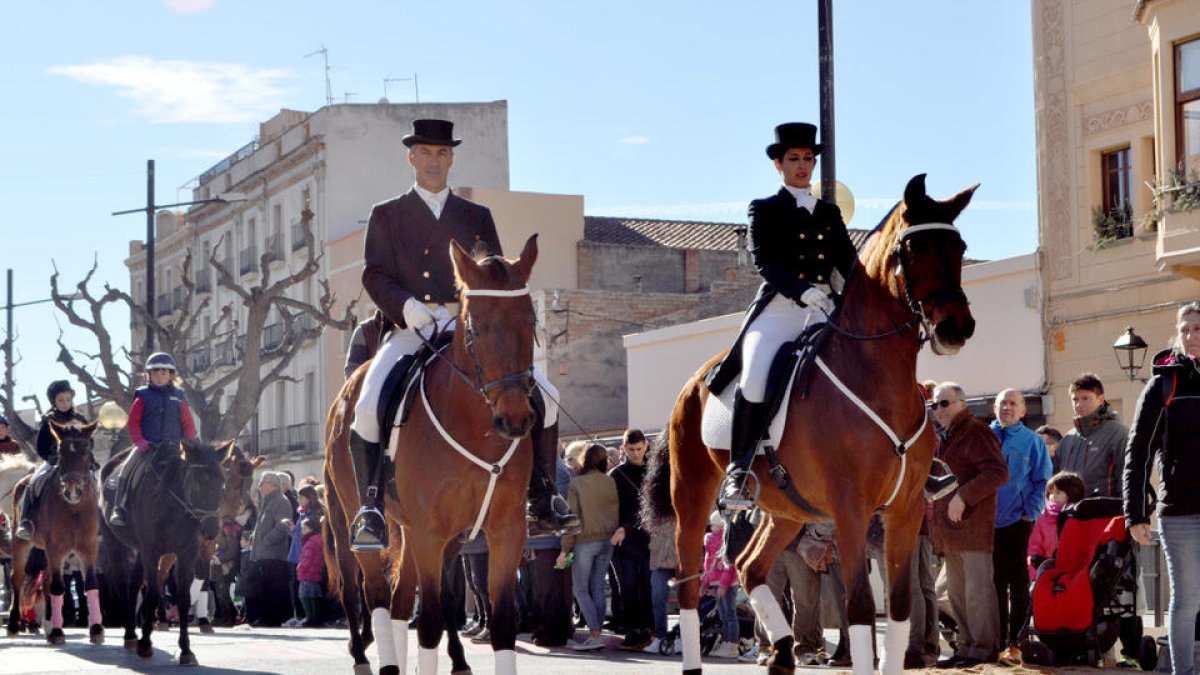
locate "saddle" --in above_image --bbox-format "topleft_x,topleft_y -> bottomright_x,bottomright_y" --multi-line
375,329 -> 454,456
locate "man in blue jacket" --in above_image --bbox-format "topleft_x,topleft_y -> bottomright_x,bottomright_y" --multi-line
990,389 -> 1052,663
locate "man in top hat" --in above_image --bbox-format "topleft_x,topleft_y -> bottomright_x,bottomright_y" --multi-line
347,118 -> 579,551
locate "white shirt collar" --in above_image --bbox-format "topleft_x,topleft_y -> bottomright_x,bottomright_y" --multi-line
782,184 -> 817,214
413,183 -> 450,218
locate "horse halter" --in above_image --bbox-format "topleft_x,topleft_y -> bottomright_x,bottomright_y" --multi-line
456,286 -> 536,406
892,221 -> 968,321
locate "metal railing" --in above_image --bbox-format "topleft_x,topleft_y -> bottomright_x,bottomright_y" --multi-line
191,346 -> 211,373
262,323 -> 284,351
258,427 -> 285,456
172,285 -> 187,311
195,268 -> 212,294
197,138 -> 259,187
155,292 -> 172,317
264,234 -> 283,263
213,338 -> 236,367
290,221 -> 309,251
239,247 -> 257,276
286,423 -> 317,454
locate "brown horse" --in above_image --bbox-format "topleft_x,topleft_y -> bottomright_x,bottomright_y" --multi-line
6,420 -> 104,646
325,235 -> 541,675
643,175 -> 978,675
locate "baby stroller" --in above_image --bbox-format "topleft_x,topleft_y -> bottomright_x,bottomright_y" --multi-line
659,592 -> 756,656
1019,497 -> 1157,669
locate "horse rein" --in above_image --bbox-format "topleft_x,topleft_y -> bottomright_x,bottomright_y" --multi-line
143,454 -> 221,524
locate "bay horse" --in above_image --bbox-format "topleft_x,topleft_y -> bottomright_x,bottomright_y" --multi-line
0,453 -> 37,560
98,437 -> 249,666
325,235 -> 541,675
6,420 -> 104,646
643,175 -> 978,675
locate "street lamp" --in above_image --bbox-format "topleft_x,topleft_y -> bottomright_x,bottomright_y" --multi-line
1113,326 -> 1149,382
112,159 -> 246,353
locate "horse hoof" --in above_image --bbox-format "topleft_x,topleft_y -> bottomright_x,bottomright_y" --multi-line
138,643 -> 154,658
451,670 -> 474,675
47,629 -> 65,645
178,651 -> 198,667
124,638 -> 137,650
198,620 -> 214,635
90,627 -> 105,645
379,666 -> 400,675
352,663 -> 373,675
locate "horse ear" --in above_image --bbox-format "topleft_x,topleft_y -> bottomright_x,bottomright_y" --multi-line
509,234 -> 539,285
945,183 -> 981,221
80,420 -> 100,438
48,421 -> 64,444
251,456 -> 267,469
903,174 -> 929,207
449,239 -> 480,290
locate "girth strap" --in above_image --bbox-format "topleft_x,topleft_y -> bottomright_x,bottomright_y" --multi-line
812,356 -> 929,509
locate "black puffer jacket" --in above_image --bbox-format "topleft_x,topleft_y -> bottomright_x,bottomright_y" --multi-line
1124,349 -> 1200,527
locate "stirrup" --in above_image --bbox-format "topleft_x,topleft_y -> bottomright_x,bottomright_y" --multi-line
718,471 -> 761,512
349,507 -> 387,552
14,520 -> 34,541
924,473 -> 959,501
108,508 -> 128,528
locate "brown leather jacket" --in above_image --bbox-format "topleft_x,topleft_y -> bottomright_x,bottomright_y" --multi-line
930,408 -> 1009,554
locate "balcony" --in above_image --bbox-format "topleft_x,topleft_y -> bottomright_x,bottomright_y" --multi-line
258,427 -> 285,456
239,247 -> 257,276
213,338 -> 236,367
194,268 -> 212,294
286,423 -> 317,454
190,346 -> 211,373
172,286 -> 187,312
155,292 -> 172,317
290,221 -> 309,251
264,234 -> 283,265
262,323 -> 284,351
1158,208 -> 1200,281
292,313 -> 318,340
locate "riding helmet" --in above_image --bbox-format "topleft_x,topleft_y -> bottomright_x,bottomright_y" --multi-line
145,352 -> 178,371
46,380 -> 74,403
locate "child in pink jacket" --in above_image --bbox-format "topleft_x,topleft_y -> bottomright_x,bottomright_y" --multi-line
702,511 -> 741,658
296,518 -> 325,627
1027,471 -> 1086,578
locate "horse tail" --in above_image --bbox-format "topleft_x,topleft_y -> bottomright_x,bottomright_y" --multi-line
321,482 -> 345,600
640,428 -> 675,528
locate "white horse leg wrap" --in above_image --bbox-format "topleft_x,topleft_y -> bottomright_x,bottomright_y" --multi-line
86,589 -> 103,626
880,618 -> 909,675
494,649 -> 516,675
392,619 -> 408,672
849,624 -> 874,675
748,585 -> 790,645
417,647 -> 437,675
679,608 -> 702,671
190,580 -> 209,620
371,608 -> 397,669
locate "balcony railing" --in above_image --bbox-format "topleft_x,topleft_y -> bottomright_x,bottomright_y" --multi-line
290,221 -> 309,251
239,247 -> 257,276
292,313 -> 318,339
172,285 -> 187,311
190,346 -> 211,373
213,339 -> 236,367
194,268 -> 212,294
155,292 -> 172,317
263,323 -> 284,351
258,427 -> 285,456
264,234 -> 283,264
286,423 -> 317,454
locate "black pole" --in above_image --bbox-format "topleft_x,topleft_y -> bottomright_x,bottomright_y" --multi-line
818,0 -> 836,203
5,269 -> 12,416
145,159 -> 155,354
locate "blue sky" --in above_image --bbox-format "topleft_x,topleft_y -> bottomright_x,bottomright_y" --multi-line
1,0 -> 1035,412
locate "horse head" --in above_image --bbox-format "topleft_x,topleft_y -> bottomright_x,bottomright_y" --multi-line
180,438 -> 238,540
892,174 -> 979,355
48,419 -> 99,505
450,234 -> 540,440
220,443 -> 265,521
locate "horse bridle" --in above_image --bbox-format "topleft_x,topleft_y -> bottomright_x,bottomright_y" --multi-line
144,453 -> 222,525
418,285 -> 537,408
892,221 -> 969,319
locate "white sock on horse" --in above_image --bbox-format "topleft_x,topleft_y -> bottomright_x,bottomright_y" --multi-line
748,585 -> 791,644
50,593 -> 64,630
849,624 -> 874,675
880,618 -> 909,675
85,589 -> 102,626
418,646 -> 437,675
391,619 -> 408,671
190,579 -> 209,620
370,608 -> 397,669
494,649 -> 516,675
679,608 -> 702,671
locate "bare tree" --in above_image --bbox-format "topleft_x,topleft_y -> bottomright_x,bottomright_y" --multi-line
50,208 -> 357,443
0,325 -> 38,448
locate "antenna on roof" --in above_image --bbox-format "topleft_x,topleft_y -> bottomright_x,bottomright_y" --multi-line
304,45 -> 334,107
383,73 -> 419,103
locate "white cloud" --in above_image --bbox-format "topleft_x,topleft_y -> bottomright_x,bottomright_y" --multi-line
162,0 -> 214,15
617,135 -> 650,146
50,56 -> 291,124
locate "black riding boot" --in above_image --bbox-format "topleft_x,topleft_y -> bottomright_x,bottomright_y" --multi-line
718,391 -> 770,511
14,483 -> 38,541
526,421 -> 581,537
348,431 -> 388,552
108,450 -> 142,528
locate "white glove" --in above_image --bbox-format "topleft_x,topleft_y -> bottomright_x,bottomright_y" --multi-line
800,287 -> 835,316
401,297 -> 435,332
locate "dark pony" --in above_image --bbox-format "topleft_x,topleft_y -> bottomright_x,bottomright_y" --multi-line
324,235 -> 540,675
644,175 -> 977,675
99,437 -> 245,666
6,420 -> 102,645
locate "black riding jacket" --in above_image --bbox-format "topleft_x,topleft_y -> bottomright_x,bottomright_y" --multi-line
35,407 -> 88,465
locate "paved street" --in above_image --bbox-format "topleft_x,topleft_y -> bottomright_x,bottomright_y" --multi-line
0,621 -> 1132,674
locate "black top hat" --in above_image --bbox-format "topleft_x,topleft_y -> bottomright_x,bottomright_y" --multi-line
766,122 -> 823,159
402,119 -> 462,148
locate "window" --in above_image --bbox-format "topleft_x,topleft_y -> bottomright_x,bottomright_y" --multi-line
1177,37 -> 1200,174
1097,147 -> 1133,240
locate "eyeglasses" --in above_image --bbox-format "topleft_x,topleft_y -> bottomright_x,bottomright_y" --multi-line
928,400 -> 955,409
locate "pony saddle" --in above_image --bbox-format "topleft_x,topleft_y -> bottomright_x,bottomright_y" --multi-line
376,330 -> 454,454
700,322 -> 830,452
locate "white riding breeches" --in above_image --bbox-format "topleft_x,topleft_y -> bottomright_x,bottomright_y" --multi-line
738,293 -> 826,403
350,320 -> 557,443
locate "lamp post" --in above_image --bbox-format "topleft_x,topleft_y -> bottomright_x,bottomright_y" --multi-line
112,159 -> 245,353
96,400 -> 129,463
1113,326 -> 1149,382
